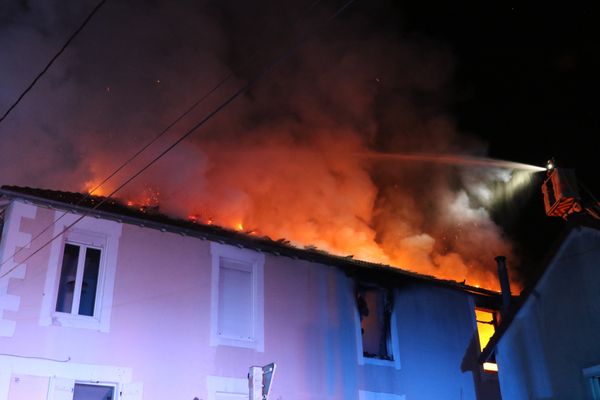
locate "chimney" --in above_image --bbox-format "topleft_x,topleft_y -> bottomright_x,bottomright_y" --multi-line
495,256 -> 511,316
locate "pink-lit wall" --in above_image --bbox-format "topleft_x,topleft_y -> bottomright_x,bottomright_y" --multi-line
0,200 -> 490,399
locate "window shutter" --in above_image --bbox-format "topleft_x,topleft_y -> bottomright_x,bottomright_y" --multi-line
218,258 -> 253,339
49,377 -> 74,400
120,382 -> 143,400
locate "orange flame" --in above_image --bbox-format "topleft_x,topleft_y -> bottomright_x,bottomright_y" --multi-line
94,140 -> 522,293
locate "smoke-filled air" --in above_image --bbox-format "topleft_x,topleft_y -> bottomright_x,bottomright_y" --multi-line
0,0 -> 539,291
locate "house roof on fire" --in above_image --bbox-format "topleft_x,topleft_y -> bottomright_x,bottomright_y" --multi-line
0,185 -> 499,301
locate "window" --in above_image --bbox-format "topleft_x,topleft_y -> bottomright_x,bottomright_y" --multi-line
40,213 -> 122,332
56,243 -> 102,317
206,376 -> 249,400
590,376 -> 600,400
475,307 -> 498,372
354,284 -> 401,368
210,242 -> 264,351
73,383 -> 115,400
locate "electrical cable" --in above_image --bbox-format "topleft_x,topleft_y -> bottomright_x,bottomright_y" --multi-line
0,73 -> 231,272
0,0 -> 108,125
0,0 -> 327,273
0,0 -> 355,280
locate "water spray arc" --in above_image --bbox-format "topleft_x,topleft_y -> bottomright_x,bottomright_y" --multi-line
359,152 -> 546,172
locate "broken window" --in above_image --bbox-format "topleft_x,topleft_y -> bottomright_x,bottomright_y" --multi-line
56,243 -> 102,317
475,307 -> 498,372
475,308 -> 496,350
356,285 -> 394,361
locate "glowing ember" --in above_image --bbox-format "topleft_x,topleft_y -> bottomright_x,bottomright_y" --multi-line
83,180 -> 107,196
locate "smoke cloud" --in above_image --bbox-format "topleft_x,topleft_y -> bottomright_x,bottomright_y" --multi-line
0,0 -> 525,290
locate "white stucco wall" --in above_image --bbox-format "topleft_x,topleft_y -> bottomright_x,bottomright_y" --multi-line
496,226 -> 600,400
0,200 -> 490,399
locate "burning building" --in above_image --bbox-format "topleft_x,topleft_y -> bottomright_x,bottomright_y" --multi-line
0,185 -> 503,399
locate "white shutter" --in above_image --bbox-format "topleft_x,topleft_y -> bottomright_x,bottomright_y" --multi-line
48,377 -> 74,400
120,382 -> 143,400
218,258 -> 253,339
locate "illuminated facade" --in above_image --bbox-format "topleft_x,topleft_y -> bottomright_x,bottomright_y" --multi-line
0,186 -> 501,399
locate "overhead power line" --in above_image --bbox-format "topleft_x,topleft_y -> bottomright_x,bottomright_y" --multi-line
0,0 -> 107,125
0,0 -> 326,273
0,0 -> 355,280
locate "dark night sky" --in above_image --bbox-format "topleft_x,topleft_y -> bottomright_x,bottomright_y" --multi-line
391,2 -> 600,281
1,1 -> 598,287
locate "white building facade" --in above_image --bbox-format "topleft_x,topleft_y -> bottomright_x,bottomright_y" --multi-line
493,222 -> 600,399
0,187 -> 500,400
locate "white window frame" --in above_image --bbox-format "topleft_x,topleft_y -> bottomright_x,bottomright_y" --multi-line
40,212 -> 122,332
0,354 -> 140,400
206,376 -> 248,400
210,242 -> 265,352
354,285 -> 401,369
55,232 -> 104,317
584,365 -> 600,399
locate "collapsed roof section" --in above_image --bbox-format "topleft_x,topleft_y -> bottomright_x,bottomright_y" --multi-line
0,185 -> 500,301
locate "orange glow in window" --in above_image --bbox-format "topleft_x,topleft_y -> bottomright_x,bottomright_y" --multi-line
475,308 -> 496,351
483,362 -> 498,372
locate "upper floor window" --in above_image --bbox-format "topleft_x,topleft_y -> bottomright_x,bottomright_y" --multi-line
354,284 -> 401,368
210,242 -> 265,351
475,307 -> 498,372
40,213 -> 122,332
56,242 -> 102,317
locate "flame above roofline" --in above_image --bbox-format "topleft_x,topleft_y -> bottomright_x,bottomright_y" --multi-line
0,185 -> 501,299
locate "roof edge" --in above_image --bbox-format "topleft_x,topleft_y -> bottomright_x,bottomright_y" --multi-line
0,185 -> 501,299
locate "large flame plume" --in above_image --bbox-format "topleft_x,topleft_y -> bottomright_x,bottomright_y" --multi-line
0,0 -> 533,291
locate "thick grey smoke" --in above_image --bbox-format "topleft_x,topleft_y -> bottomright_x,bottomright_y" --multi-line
0,0 -> 522,289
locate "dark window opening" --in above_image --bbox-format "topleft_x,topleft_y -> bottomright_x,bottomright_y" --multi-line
73,383 -> 114,400
357,285 -> 394,361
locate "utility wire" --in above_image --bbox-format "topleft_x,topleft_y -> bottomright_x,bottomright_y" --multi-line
0,0 -> 107,125
0,0 -> 355,280
0,0 -> 326,272
0,73 -> 231,271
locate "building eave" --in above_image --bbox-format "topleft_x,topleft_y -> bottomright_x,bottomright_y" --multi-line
0,185 -> 500,300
